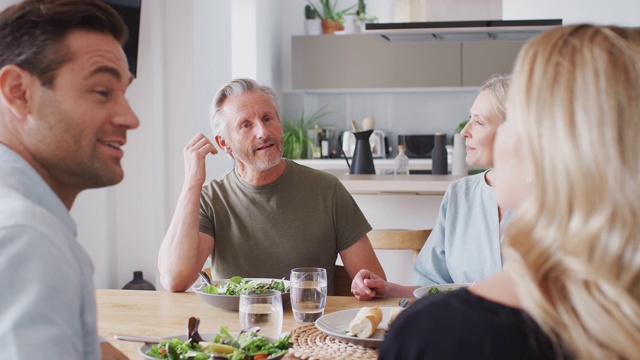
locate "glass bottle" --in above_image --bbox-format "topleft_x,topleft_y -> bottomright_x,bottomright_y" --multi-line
123,271 -> 156,291
394,144 -> 410,175
321,129 -> 330,159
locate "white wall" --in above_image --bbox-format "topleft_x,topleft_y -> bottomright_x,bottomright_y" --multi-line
2,0 -> 639,290
75,0 -> 237,289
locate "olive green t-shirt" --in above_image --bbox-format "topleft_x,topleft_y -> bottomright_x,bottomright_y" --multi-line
199,160 -> 371,294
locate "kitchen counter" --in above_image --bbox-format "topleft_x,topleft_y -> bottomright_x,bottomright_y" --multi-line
295,158 -> 436,172
329,172 -> 463,195
294,159 -> 469,195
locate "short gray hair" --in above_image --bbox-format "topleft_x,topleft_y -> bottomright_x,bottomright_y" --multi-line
208,78 -> 280,137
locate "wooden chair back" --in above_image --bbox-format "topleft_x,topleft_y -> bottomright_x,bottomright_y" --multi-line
367,229 -> 431,259
332,229 -> 431,296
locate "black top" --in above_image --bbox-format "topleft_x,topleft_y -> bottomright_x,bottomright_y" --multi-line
379,288 -> 572,360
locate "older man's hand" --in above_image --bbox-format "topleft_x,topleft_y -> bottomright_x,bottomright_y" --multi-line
183,133 -> 217,187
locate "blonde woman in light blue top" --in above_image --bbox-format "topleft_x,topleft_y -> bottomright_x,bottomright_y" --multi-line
352,74 -> 511,299
412,170 -> 506,285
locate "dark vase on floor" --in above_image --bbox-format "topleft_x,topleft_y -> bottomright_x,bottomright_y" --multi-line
123,271 -> 156,291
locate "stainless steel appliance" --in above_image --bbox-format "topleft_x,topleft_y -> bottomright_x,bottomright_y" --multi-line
341,130 -> 388,158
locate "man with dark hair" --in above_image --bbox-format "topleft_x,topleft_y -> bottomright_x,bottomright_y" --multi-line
0,0 -> 138,358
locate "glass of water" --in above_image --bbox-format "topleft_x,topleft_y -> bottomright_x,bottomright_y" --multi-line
290,267 -> 328,322
239,289 -> 283,339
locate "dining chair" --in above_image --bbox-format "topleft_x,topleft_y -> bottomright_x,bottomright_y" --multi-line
201,267 -> 212,280
367,229 -> 432,260
333,265 -> 353,296
332,229 -> 431,296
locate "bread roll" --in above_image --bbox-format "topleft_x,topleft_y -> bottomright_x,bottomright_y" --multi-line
388,307 -> 404,326
349,306 -> 383,338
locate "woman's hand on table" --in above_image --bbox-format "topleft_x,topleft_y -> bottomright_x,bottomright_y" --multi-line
351,269 -> 388,300
352,269 -> 422,300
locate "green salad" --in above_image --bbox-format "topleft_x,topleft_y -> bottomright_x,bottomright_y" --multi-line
202,276 -> 288,296
146,326 -> 291,360
428,286 -> 463,295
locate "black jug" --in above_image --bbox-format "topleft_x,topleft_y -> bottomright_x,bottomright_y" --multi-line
123,271 -> 156,291
350,130 -> 376,174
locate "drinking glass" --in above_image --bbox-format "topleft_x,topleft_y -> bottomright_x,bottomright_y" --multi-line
290,267 -> 328,322
239,289 -> 283,339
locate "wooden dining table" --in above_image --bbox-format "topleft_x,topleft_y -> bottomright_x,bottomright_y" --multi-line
97,289 -> 402,359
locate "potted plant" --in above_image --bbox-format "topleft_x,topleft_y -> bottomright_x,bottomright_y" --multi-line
306,0 -> 356,35
282,107 -> 328,159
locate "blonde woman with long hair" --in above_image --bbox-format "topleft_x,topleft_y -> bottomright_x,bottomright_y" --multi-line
381,24 -> 640,359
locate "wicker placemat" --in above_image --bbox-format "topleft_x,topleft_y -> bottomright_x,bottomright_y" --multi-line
288,323 -> 379,360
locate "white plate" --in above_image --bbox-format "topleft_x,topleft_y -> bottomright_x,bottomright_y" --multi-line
315,307 -> 396,349
413,283 -> 472,299
139,333 -> 285,360
194,278 -> 290,312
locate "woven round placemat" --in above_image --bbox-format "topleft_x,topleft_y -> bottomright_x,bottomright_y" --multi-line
288,323 -> 379,360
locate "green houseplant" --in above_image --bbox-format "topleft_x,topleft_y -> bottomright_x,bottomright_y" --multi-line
282,107 -> 328,159
307,0 -> 356,34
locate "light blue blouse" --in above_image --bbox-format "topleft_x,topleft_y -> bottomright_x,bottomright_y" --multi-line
412,171 -> 505,285
0,144 -> 101,359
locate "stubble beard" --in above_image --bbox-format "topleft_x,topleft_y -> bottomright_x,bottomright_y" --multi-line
253,141 -> 284,170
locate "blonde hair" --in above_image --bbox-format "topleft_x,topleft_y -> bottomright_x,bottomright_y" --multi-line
503,25 -> 640,359
479,73 -> 511,121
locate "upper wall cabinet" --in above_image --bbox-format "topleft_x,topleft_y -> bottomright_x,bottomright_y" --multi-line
461,41 -> 524,86
292,35 -> 460,89
291,35 -> 524,90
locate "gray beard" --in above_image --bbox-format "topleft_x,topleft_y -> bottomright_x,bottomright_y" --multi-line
253,154 -> 282,170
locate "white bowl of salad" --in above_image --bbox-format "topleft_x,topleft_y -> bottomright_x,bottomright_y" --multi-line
413,283 -> 472,299
194,276 -> 290,311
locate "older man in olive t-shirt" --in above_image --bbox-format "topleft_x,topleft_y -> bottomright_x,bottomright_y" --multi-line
199,160 -> 370,294
158,78 -> 385,293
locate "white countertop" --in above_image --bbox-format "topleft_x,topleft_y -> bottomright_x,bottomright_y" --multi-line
295,158 -> 434,172
292,159 -> 483,195
331,172 -> 463,195
294,158 -> 485,173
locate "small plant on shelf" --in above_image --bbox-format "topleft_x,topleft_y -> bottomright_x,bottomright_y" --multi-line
356,0 -> 378,23
282,107 -> 328,159
306,0 -> 356,34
